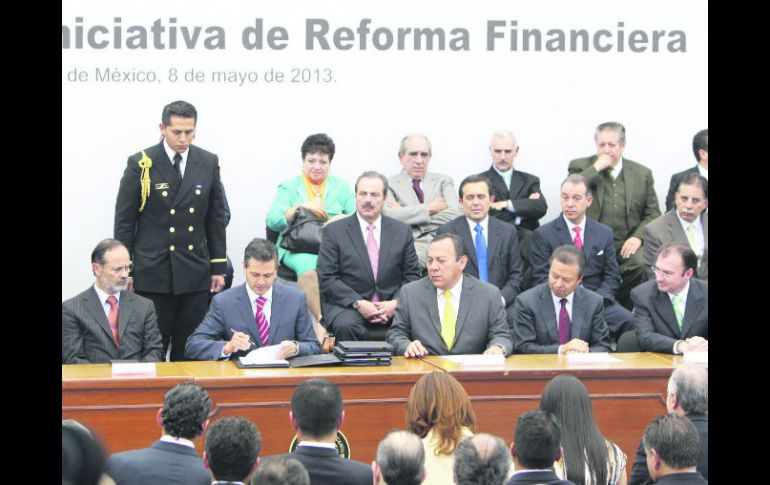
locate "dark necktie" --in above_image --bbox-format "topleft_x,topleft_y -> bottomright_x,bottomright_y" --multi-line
558,298 -> 572,345
173,153 -> 183,182
106,295 -> 120,347
412,179 -> 424,203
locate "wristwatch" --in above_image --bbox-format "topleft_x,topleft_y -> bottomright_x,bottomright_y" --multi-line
352,300 -> 361,310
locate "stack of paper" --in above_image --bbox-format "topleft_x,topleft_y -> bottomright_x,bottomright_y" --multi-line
238,345 -> 289,367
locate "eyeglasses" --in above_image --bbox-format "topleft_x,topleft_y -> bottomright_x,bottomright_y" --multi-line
108,263 -> 134,273
650,266 -> 677,278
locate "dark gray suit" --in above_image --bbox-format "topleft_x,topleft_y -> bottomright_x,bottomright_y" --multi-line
512,284 -> 611,354
643,210 -> 708,280
185,283 -> 320,360
62,287 -> 163,364
387,276 -> 513,356
268,446 -> 373,485
506,470 -> 575,485
630,279 -> 708,354
483,165 -> 548,232
106,440 -> 210,485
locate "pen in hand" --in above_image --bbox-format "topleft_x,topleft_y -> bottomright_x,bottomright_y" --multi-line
230,328 -> 255,347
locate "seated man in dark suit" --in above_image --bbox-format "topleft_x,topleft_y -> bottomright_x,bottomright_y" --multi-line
106,382 -> 213,485
387,233 -> 513,357
531,174 -> 635,341
664,129 -> 707,212
203,417 -> 261,485
62,239 -> 163,364
630,364 -> 708,485
317,171 -> 422,341
454,434 -> 512,485
631,243 -> 708,354
513,245 -> 611,354
507,410 -> 575,485
185,238 -> 320,360
265,378 -> 373,485
436,174 -> 524,335
373,430 -> 426,485
641,415 -> 707,485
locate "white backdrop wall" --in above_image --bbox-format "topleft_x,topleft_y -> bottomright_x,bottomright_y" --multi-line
62,0 -> 708,298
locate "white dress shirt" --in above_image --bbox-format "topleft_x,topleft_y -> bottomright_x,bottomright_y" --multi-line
163,140 -> 187,177
436,275 -> 463,327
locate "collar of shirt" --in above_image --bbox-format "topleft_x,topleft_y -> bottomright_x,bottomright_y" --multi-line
163,140 -> 188,170
697,164 -> 708,179
93,285 -> 120,318
562,214 -> 586,238
551,290 -> 575,322
246,284 -> 274,323
159,435 -> 196,448
668,280 -> 690,306
466,216 -> 489,246
401,169 -> 424,184
492,164 -> 514,185
298,441 -> 337,450
356,212 -> 382,246
675,212 -> 703,233
511,469 -> 558,476
436,274 -> 463,313
610,158 -> 624,178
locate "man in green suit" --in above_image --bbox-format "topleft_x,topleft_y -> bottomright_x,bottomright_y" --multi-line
568,122 -> 661,309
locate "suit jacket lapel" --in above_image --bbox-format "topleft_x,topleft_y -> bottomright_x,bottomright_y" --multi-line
554,216 -> 574,247
268,285 -> 284,345
590,156 -> 605,209
397,172 -> 421,205
454,277 -> 474,346
681,281 -> 704,335
423,278 -> 444,348
347,215 -> 376,283
377,217 -> 395,281
84,288 -> 118,349
654,290 -> 681,337
459,220 -> 479,274
622,161 -> 637,216
664,211 -> 687,241
570,288 -> 586,339
485,167 -> 509,195
486,218 -> 502,262
539,286 -> 560,343
150,145 -> 178,208
509,171 -> 525,198
117,291 -> 135,341
235,285 -> 260,345
175,148 -> 202,202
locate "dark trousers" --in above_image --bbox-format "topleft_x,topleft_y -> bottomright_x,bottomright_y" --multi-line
137,290 -> 209,361
617,249 -> 647,310
603,299 -> 636,339
327,307 -> 391,342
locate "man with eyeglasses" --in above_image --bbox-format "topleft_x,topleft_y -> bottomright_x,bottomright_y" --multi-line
62,239 -> 163,363
383,133 -> 464,267
631,243 -> 708,354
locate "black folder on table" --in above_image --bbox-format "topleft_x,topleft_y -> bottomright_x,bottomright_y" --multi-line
335,341 -> 394,353
287,353 -> 343,368
333,346 -> 391,359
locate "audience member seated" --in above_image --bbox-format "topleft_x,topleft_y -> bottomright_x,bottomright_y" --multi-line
664,130 -> 707,212
265,133 -> 356,338
406,372 -> 476,485
436,174 -> 524,336
106,382 -> 213,485
62,420 -> 115,485
204,417 -> 261,485
531,174 -> 636,341
454,433 -> 512,485
250,457 -> 310,485
540,375 -> 627,485
185,238 -> 320,361
568,121 -> 661,310
265,378 -> 372,485
641,415 -> 707,485
629,365 -> 707,485
373,430 -> 426,485
62,238 -> 163,364
388,234 -> 513,357
631,244 -> 708,354
644,174 -> 708,281
316,171 -> 421,341
383,133 -> 464,267
507,410 -> 575,485
513,245 -> 611,354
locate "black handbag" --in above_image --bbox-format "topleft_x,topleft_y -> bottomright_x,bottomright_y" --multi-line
279,207 -> 327,254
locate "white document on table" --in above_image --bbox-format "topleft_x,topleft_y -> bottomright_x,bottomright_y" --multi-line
566,352 -> 622,364
239,344 -> 289,367
441,354 -> 506,367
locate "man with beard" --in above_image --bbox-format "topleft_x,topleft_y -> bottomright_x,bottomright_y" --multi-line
62,239 -> 163,363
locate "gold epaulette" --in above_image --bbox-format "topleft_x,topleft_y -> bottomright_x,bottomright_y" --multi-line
137,150 -> 153,212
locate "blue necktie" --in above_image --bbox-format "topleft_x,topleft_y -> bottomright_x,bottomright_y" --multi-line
474,224 -> 489,282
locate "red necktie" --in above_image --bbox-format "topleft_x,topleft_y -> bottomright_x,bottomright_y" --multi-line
256,296 -> 270,346
558,298 -> 572,345
106,295 -> 120,347
412,179 -> 425,203
573,226 -> 584,250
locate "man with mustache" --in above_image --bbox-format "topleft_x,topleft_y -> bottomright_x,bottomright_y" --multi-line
62,239 -> 163,363
317,171 -> 421,341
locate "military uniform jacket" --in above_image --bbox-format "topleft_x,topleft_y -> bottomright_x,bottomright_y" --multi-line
114,142 -> 227,295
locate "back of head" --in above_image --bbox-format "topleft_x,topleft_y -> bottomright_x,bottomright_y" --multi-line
406,372 -> 476,455
513,410 -> 562,470
453,433 -> 511,485
643,414 -> 701,470
162,382 -> 212,440
668,364 -> 708,415
62,420 -> 107,485
251,457 -> 310,485
692,129 -> 708,162
291,378 -> 343,439
375,430 -> 425,485
540,374 -> 607,484
205,417 -> 261,482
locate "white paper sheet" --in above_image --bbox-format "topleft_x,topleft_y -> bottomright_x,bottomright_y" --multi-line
566,352 -> 622,364
441,354 -> 506,367
239,344 -> 289,366
111,362 -> 157,376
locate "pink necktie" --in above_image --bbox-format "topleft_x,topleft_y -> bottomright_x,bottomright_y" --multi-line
573,226 -> 584,250
366,224 -> 381,302
558,298 -> 572,345
255,296 -> 269,346
106,295 -> 120,347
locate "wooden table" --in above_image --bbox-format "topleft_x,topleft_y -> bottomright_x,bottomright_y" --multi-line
62,353 -> 676,467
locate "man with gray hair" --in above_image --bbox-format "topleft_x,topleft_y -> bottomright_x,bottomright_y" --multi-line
250,457 -> 310,485
372,430 -> 426,485
185,238 -> 320,360
629,364 -> 708,484
384,133 -> 464,267
641,414 -> 706,484
454,433 -> 511,485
